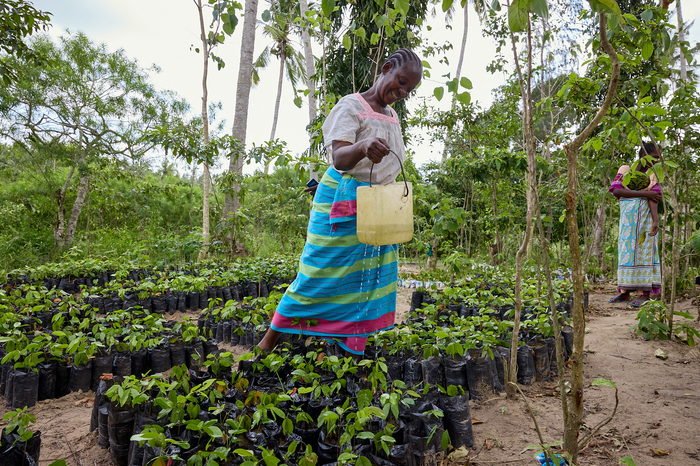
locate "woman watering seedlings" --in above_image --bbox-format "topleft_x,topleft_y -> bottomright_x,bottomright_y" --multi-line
608,142 -> 663,307
257,48 -> 423,356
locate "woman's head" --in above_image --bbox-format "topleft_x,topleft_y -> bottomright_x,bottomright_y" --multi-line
638,142 -> 660,159
636,142 -> 660,173
374,48 -> 423,107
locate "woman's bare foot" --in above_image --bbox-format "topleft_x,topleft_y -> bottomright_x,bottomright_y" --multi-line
608,291 -> 631,303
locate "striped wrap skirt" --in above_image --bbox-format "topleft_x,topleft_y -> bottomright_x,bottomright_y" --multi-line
270,167 -> 398,354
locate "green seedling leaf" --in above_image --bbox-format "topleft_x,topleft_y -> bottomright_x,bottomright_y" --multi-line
529,0 -> 548,20
434,86 -> 444,101
456,91 -> 471,105
619,456 -> 637,466
394,0 -> 409,16
441,430 -> 451,450
640,106 -> 665,116
321,0 -> 335,16
642,39 -> 654,60
508,0 -> 528,32
588,0 -> 622,16
591,378 -> 617,389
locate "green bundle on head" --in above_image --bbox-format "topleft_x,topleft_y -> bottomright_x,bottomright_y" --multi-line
623,171 -> 650,191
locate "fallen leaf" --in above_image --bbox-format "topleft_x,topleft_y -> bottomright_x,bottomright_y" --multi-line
485,438 -> 495,450
650,447 -> 670,456
449,446 -> 471,461
654,349 -> 668,360
471,418 -> 483,425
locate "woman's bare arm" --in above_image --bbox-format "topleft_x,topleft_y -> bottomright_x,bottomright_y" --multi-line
331,138 -> 390,171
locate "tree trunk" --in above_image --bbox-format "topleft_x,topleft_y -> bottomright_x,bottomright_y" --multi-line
561,14 -> 619,462
299,0 -> 317,123
300,0 -> 319,177
269,48 -> 286,142
467,181 -> 474,256
676,0 -> 687,80
223,0 -> 259,255
197,0 -> 211,261
594,202 -> 606,270
490,178 -> 501,265
506,17 -> 537,398
61,175 -> 90,247
584,202 -> 606,272
441,5 -> 469,163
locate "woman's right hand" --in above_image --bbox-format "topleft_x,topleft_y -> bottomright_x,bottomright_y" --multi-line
360,137 -> 390,163
645,191 -> 661,203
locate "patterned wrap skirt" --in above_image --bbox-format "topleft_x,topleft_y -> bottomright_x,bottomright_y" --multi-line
617,197 -> 661,293
270,167 -> 398,354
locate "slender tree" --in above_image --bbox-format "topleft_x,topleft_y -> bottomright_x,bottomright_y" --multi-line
223,0 -> 259,255
196,0 -> 213,260
253,0 -> 306,147
561,11 -> 620,462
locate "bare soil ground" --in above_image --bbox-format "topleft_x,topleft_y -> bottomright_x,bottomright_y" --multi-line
3,284 -> 699,466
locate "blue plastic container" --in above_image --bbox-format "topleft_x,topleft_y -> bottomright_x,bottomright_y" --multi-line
536,453 -> 566,466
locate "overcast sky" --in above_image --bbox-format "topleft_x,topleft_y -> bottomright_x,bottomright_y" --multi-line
32,0 -> 700,175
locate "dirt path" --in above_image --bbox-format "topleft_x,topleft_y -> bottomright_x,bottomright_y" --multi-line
3,285 -> 699,465
466,284 -> 700,466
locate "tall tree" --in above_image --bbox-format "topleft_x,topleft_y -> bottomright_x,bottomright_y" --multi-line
561,11 -> 620,463
223,0 -> 259,254
0,32 -> 181,247
439,0 -> 487,163
196,0 -> 213,260
193,0 -> 239,259
253,0 -> 306,146
298,0 -> 317,126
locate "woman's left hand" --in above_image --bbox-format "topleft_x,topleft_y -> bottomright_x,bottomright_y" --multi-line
649,221 -> 659,236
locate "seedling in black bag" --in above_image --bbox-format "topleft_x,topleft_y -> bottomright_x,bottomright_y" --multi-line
2,407 -> 36,443
0,333 -> 45,370
130,425 -> 190,465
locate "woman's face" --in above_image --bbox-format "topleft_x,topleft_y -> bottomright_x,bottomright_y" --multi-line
376,61 -> 422,107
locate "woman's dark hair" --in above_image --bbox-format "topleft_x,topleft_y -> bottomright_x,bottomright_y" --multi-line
638,142 -> 659,158
384,48 -> 422,71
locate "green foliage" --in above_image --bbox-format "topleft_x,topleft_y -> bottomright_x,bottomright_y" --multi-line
0,1 -> 52,84
630,300 -> 700,346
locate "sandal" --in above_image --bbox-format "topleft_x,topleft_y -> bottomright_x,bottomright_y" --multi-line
608,295 -> 630,303
630,299 -> 648,308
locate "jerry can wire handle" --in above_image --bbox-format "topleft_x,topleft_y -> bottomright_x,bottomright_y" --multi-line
368,149 -> 410,198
